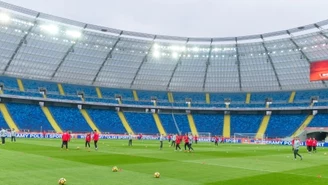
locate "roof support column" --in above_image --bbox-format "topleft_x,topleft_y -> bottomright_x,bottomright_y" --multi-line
314,24 -> 328,39
3,13 -> 40,74
261,35 -> 282,90
166,38 -> 189,90
51,24 -> 87,79
130,35 -> 157,88
92,31 -> 123,85
202,39 -> 213,91
235,37 -> 242,91
287,30 -> 327,87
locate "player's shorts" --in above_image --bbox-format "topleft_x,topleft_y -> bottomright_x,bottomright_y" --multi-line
307,146 -> 312,151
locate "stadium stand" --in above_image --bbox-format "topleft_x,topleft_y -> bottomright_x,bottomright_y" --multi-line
124,112 -> 158,134
230,114 -> 263,135
250,92 -> 290,103
23,79 -> 59,94
171,114 -> 191,134
193,114 -> 224,135
49,106 -> 91,132
6,103 -> 52,131
307,114 -> 328,127
1,76 -> 327,108
62,84 -> 97,97
87,109 -> 126,134
265,114 -> 307,138
1,3 -> 328,139
0,106 -> 10,129
0,76 -> 19,89
158,114 -> 180,134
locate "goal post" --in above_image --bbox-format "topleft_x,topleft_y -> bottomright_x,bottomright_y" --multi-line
188,132 -> 211,141
233,133 -> 265,143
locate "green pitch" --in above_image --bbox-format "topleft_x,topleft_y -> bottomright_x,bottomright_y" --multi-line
1,139 -> 327,185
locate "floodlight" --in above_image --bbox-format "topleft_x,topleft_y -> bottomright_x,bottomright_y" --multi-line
66,30 -> 81,38
170,45 -> 179,51
192,47 -> 199,52
0,13 -> 10,23
40,24 -> 59,35
153,43 -> 159,49
172,52 -> 178,58
153,51 -> 160,58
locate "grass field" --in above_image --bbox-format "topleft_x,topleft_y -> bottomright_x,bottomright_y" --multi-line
0,138 -> 327,185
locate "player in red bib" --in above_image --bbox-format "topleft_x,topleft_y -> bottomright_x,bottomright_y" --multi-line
61,131 -> 70,150
93,130 -> 99,150
194,135 -> 198,144
214,135 -> 219,146
175,134 -> 182,151
183,133 -> 190,151
85,132 -> 91,149
312,138 -> 317,153
306,138 -> 312,153
291,137 -> 295,151
168,134 -> 172,143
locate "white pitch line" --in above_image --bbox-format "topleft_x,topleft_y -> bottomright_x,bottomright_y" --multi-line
184,160 -> 328,179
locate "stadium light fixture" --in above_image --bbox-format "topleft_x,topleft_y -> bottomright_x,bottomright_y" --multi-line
66,30 -> 81,38
153,51 -> 160,58
40,24 -> 59,35
0,13 -> 10,23
172,52 -> 178,58
192,47 -> 199,52
154,43 -> 159,49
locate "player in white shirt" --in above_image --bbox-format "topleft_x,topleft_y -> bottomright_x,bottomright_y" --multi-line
171,134 -> 176,147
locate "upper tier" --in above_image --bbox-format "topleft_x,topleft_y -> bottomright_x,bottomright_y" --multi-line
0,1 -> 328,92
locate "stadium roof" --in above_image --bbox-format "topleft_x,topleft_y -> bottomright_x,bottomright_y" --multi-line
0,1 -> 328,92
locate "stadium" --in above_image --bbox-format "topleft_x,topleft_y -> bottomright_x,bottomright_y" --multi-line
0,1 -> 327,185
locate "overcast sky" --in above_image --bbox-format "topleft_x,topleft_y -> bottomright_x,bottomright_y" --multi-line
3,0 -> 328,37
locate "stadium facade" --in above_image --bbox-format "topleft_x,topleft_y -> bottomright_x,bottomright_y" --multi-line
0,1 -> 328,141
0,1 -> 328,92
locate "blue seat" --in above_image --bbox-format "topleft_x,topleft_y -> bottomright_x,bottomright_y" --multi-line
49,106 -> 91,132
101,88 -> 133,100
265,114 -> 306,138
4,90 -> 43,98
85,97 -> 117,104
23,79 -> 59,94
137,90 -> 168,102
295,90 -> 328,102
230,103 -> 265,108
230,114 -> 263,135
47,94 -> 81,101
122,100 -> 154,106
211,93 -> 245,104
6,103 -> 53,131
62,84 -> 97,97
0,76 -> 19,90
308,114 -> 328,127
124,112 -> 158,134
171,114 -> 190,134
251,92 -> 290,103
173,92 -> 204,103
193,114 -> 224,135
0,106 -> 9,129
87,109 -> 127,134
158,114 -> 179,134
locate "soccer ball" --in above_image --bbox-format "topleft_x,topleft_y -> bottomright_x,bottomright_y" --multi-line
154,172 -> 160,178
112,166 -> 119,172
58,178 -> 66,185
